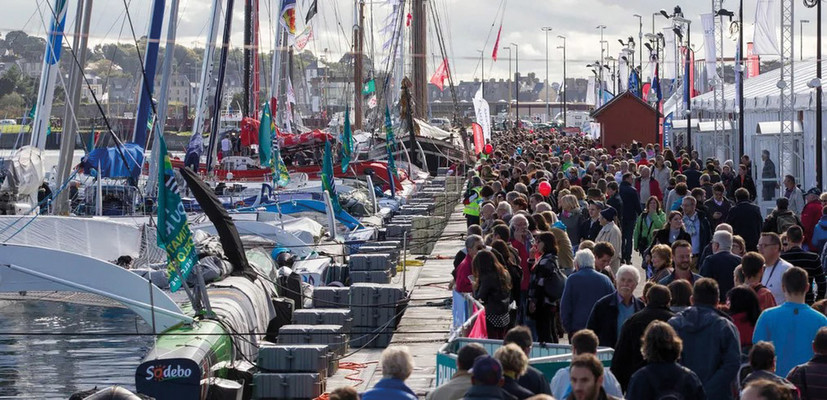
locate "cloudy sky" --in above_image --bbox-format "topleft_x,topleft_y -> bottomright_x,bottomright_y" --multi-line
1,0 -> 821,87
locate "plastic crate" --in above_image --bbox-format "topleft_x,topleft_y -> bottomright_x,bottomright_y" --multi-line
350,283 -> 407,328
292,309 -> 353,332
257,343 -> 330,373
312,287 -> 350,309
349,269 -> 392,284
252,372 -> 324,400
277,325 -> 347,357
348,254 -> 393,272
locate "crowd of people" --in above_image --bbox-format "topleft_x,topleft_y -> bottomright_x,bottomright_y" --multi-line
331,129 -> 827,399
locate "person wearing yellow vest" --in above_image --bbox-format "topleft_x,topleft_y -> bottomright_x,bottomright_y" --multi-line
464,176 -> 483,227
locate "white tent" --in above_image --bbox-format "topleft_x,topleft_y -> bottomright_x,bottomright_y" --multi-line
689,61 -> 825,191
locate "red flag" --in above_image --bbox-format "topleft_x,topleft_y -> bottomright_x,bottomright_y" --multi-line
747,42 -> 760,78
492,25 -> 502,61
406,13 -> 412,26
641,83 -> 651,101
429,58 -> 449,91
472,122 -> 484,154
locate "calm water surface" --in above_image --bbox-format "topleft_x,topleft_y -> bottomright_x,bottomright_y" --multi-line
0,300 -> 153,399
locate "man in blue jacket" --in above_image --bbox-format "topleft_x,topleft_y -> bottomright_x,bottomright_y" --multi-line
561,249 -> 615,337
669,278 -> 741,400
699,230 -> 742,302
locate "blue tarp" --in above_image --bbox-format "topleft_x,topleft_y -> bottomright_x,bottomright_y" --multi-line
81,143 -> 144,179
256,199 -> 364,230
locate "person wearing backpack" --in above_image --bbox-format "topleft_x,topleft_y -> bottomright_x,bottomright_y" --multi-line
586,265 -> 644,347
762,198 -> 802,235
626,320 -> 707,399
528,232 -> 566,343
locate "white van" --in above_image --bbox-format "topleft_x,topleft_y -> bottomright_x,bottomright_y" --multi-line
0,119 -> 16,125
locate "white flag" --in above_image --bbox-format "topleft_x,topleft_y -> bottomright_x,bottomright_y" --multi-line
367,95 -> 377,109
701,13 -> 719,83
472,84 -> 491,141
662,27 -> 676,80
754,0 -> 780,55
586,76 -> 596,106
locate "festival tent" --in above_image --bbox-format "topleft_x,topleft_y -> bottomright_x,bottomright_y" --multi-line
689,60 -> 826,192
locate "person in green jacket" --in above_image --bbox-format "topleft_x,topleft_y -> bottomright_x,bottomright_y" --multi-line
634,196 -> 667,269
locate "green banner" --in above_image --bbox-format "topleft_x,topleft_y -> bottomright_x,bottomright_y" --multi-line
362,79 -> 375,95
341,107 -> 352,172
156,134 -> 198,292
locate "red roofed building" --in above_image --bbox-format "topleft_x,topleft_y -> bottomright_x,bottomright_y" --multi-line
591,91 -> 659,150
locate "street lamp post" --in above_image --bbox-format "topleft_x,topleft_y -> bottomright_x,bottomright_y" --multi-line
503,46 -> 512,118
511,42 -> 519,122
634,14 -> 643,85
720,2 -> 745,159
542,27 -> 553,123
477,50 -> 484,101
801,19 -> 810,61
597,25 -> 607,106
558,35 -> 567,126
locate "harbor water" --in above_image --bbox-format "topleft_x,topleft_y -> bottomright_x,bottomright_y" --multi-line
0,300 -> 152,398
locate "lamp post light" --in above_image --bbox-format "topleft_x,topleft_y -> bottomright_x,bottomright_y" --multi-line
596,25 -> 607,106
557,35 -> 567,126
634,14 -> 643,84
511,42 -> 519,122
542,26 -> 553,123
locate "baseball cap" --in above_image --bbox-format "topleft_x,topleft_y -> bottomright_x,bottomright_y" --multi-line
470,355 -> 503,385
807,187 -> 822,196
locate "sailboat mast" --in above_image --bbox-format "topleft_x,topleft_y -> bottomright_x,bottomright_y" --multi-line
411,0 -> 427,119
190,0 -> 223,147
131,0 -> 167,148
145,0 -> 181,199
205,0 -> 236,174
251,0 -> 260,117
353,0 -> 364,130
30,0 -> 68,151
54,0 -> 94,215
243,0 -> 252,117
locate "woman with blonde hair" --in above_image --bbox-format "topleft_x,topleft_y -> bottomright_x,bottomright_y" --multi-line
495,343 -> 533,399
649,244 -> 674,283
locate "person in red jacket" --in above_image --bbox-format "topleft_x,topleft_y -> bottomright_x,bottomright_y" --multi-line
801,187 -> 824,251
635,166 -> 664,207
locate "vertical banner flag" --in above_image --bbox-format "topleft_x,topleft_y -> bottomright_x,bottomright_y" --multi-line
701,13 -> 719,82
628,70 -> 641,98
663,113 -> 673,148
618,53 -> 629,92
683,48 -> 691,109
754,0 -> 780,55
472,84 -> 491,141
735,42 -> 742,113
156,135 -> 198,292
273,136 -> 290,187
322,139 -> 342,213
662,27 -> 676,80
652,62 -> 662,102
280,0 -> 297,35
362,79 -> 376,95
747,42 -> 761,77
341,107 -> 352,172
384,106 -> 398,197
471,122 -> 484,154
430,58 -> 449,91
492,25 -> 502,61
305,0 -> 318,23
586,76 -> 596,106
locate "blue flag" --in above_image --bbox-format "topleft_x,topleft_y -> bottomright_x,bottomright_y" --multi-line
628,70 -> 640,98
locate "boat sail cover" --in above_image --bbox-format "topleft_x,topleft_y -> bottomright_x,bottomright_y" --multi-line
80,143 -> 144,179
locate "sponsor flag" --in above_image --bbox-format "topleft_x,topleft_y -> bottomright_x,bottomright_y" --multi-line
156,134 -> 198,292
294,25 -> 313,51
701,13 -> 719,81
628,70 -> 640,98
279,0 -> 297,35
747,42 -> 760,77
663,112 -> 673,148
305,0 -> 318,23
652,62 -> 662,102
367,95 -> 378,109
384,106 -> 397,197
472,122 -> 484,154
472,84 -> 491,141
362,79 -> 376,95
754,0 -> 780,55
322,139 -> 342,213
430,58 -> 449,91
258,102 -> 273,165
341,107 -> 352,172
492,25 -> 502,61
